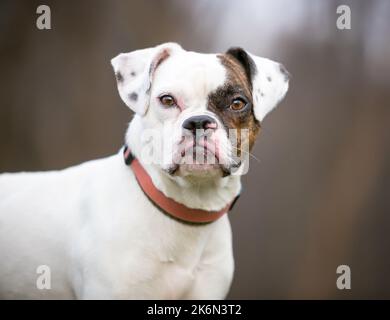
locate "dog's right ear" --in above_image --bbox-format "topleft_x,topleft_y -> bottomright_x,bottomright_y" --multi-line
111,43 -> 182,116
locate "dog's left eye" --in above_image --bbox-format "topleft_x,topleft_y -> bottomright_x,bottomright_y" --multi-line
159,94 -> 176,107
230,97 -> 247,111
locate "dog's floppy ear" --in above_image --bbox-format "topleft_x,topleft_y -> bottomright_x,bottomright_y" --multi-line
111,42 -> 182,115
226,47 -> 290,122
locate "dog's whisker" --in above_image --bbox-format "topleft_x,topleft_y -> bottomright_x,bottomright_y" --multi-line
230,146 -> 261,163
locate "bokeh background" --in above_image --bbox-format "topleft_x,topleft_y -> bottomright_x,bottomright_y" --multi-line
1,0 -> 389,299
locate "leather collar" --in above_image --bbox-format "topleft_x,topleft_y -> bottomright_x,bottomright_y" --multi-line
123,146 -> 239,225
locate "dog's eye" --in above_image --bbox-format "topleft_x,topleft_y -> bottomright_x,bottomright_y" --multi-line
159,94 -> 176,107
230,98 -> 247,111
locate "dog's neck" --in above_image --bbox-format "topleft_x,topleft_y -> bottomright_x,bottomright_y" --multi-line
125,116 -> 241,211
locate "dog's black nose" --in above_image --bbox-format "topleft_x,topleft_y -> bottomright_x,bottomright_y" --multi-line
182,115 -> 217,133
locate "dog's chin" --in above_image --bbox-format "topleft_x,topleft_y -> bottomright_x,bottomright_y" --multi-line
164,163 -> 231,178
178,163 -> 222,178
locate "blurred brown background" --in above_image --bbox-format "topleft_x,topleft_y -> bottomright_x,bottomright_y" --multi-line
1,0 -> 389,299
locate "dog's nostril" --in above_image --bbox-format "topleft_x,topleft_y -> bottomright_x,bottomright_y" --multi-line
182,115 -> 217,133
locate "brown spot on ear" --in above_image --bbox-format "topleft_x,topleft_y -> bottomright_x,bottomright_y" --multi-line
130,71 -> 136,77
115,72 -> 124,83
149,48 -> 171,78
279,63 -> 290,82
129,92 -> 138,101
146,48 -> 172,94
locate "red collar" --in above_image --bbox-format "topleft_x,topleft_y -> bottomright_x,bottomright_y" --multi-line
123,146 -> 238,225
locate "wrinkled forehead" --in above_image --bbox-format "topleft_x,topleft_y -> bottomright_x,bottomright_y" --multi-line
151,52 -> 227,100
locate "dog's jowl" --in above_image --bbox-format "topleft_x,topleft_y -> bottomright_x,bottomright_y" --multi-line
0,43 -> 289,299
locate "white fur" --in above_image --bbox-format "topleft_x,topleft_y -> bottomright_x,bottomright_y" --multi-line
248,54 -> 289,121
0,43 -> 288,299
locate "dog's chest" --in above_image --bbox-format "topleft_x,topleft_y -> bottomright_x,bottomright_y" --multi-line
104,208 -> 213,299
115,245 -> 205,299
152,257 -> 199,299
141,227 -> 209,299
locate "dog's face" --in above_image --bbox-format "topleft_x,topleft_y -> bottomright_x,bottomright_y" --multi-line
111,43 -> 289,178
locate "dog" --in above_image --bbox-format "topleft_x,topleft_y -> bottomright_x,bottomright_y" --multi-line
0,43 -> 289,299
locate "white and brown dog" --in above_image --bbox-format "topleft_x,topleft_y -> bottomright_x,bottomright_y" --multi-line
0,43 -> 289,299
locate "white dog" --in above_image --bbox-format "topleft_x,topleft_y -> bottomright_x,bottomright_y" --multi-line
0,43 -> 289,299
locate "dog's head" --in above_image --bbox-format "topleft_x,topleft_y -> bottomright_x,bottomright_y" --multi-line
111,43 -> 289,178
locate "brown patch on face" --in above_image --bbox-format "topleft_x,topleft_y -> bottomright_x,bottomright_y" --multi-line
208,53 -> 260,155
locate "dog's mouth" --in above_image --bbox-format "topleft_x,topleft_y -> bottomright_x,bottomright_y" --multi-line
165,139 -> 238,177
